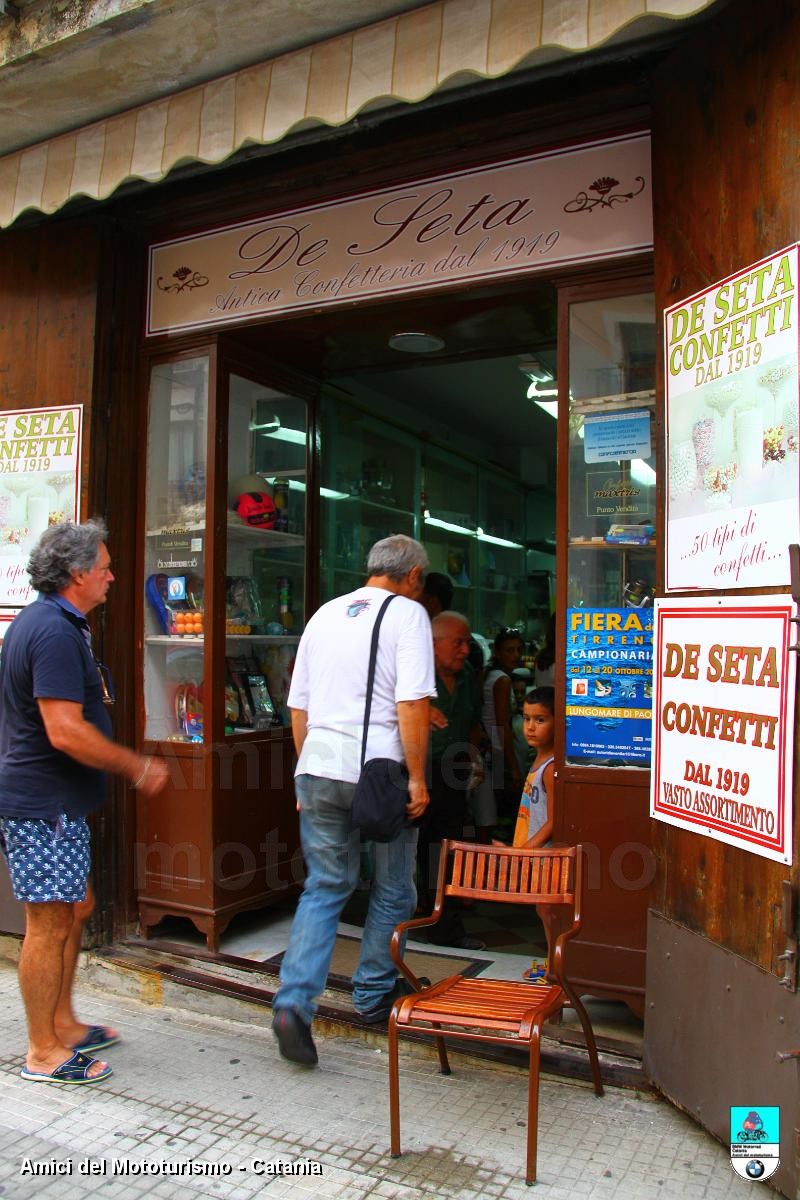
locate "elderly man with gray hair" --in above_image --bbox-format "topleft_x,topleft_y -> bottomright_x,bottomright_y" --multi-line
272,534 -> 436,1066
0,520 -> 167,1087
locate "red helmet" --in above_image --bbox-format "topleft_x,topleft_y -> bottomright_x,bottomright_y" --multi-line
235,491 -> 277,527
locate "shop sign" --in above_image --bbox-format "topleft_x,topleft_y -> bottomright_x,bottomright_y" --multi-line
0,405 -> 83,614
583,409 -> 651,463
565,607 -> 654,765
665,245 -> 800,591
650,596 -> 796,864
147,132 -> 652,335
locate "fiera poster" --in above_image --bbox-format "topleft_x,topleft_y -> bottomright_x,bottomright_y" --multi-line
650,596 -> 796,864
0,406 -> 83,611
665,245 -> 800,591
565,607 -> 654,765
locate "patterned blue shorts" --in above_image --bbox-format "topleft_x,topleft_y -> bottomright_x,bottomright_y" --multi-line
0,815 -> 91,903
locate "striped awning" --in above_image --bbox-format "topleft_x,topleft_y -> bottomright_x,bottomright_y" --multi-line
0,0 -> 717,229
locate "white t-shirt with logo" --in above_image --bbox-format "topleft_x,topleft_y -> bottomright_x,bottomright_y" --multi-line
288,586 -> 436,784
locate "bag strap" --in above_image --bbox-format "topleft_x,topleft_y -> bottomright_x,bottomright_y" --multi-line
360,593 -> 398,770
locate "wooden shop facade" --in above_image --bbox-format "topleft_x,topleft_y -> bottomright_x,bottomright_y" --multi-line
0,1 -> 798,1189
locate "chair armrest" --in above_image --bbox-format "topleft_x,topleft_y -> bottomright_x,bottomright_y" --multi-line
390,912 -> 442,987
551,913 -> 582,988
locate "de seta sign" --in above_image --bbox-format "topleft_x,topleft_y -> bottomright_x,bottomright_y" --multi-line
650,595 -> 796,864
664,244 -> 800,592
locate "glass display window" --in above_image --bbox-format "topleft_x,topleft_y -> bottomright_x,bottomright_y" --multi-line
225,376 -> 307,731
143,355 -> 209,742
564,290 -> 656,768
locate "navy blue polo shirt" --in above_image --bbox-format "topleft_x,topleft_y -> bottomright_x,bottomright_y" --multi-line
0,593 -> 112,819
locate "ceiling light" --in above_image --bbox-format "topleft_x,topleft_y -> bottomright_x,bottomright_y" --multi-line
527,382 -> 558,399
423,513 -> 475,536
250,416 -> 306,444
476,527 -> 523,549
518,356 -> 553,384
265,476 -> 347,500
388,331 -> 445,354
423,513 -> 522,549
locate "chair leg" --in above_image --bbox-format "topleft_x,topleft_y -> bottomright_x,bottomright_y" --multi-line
433,1026 -> 451,1075
563,985 -> 604,1097
526,1023 -> 543,1185
388,1015 -> 402,1157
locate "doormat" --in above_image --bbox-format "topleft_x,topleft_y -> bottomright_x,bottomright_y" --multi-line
263,934 -> 489,992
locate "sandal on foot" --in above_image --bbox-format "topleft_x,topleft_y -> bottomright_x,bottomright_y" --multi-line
71,1025 -> 120,1053
21,1050 -> 112,1085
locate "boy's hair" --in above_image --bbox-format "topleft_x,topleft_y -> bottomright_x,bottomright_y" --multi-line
524,685 -> 555,714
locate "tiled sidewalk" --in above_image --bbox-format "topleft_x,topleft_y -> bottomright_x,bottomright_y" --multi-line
0,961 -> 753,1200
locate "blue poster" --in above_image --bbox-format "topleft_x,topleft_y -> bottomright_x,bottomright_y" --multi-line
583,409 -> 652,463
565,607 -> 654,764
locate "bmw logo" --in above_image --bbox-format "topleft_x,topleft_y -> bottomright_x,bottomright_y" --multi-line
746,1160 -> 765,1179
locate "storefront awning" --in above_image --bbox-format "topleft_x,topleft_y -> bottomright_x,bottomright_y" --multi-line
0,0 -> 717,230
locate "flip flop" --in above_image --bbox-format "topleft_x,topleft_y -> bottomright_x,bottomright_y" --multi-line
71,1024 -> 120,1053
21,1050 -> 112,1085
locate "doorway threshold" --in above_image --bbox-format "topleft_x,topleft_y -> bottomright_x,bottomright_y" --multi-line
89,913 -> 647,1091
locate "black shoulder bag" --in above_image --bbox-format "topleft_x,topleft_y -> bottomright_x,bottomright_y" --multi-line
350,593 -> 410,842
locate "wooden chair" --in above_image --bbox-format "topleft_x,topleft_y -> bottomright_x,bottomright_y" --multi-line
387,840 -> 603,1186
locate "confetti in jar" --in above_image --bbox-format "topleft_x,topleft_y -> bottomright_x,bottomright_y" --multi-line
692,417 -> 715,473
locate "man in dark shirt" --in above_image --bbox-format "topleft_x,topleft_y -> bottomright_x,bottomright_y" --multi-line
0,520 -> 167,1086
418,611 -> 485,949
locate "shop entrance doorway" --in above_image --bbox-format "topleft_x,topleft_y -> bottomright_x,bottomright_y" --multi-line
234,277 -> 561,967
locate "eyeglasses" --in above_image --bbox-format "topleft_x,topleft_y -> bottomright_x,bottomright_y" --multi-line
94,658 -> 116,706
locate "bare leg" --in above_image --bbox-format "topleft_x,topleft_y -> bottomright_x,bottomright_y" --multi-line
19,901 -> 108,1077
52,883 -> 117,1047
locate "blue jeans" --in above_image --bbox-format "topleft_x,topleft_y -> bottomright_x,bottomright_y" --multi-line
274,774 -> 418,1024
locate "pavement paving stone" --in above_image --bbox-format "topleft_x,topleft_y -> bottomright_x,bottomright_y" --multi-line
0,960 -> 759,1200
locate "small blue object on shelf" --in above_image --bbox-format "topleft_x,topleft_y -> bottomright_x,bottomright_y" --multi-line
603,523 -> 654,546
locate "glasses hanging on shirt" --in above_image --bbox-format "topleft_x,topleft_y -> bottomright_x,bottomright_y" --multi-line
94,658 -> 116,706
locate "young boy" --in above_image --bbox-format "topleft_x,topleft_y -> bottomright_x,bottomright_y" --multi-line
494,686 -> 555,977
512,686 -> 555,849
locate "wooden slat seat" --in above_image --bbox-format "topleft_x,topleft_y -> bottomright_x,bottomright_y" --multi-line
387,840 -> 603,1186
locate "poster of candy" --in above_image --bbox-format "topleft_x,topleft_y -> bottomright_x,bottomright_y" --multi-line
565,607 -> 654,765
665,245 -> 799,591
0,406 -> 83,610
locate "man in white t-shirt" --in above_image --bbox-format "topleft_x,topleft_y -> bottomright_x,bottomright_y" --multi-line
272,535 -> 436,1066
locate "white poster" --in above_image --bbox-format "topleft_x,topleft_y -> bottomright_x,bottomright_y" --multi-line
650,596 -> 796,864
0,405 -> 83,610
665,245 -> 800,591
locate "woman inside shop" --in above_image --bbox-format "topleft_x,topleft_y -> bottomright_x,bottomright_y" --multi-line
482,629 -> 524,833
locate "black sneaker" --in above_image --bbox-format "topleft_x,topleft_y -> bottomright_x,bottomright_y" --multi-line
272,1008 -> 318,1066
356,976 -> 430,1025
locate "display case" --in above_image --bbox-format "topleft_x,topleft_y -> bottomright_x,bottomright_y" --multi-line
421,444 -> 478,627
137,345 -> 307,950
476,470 -> 526,636
318,394 -> 529,639
319,396 -> 417,603
422,446 -> 527,638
